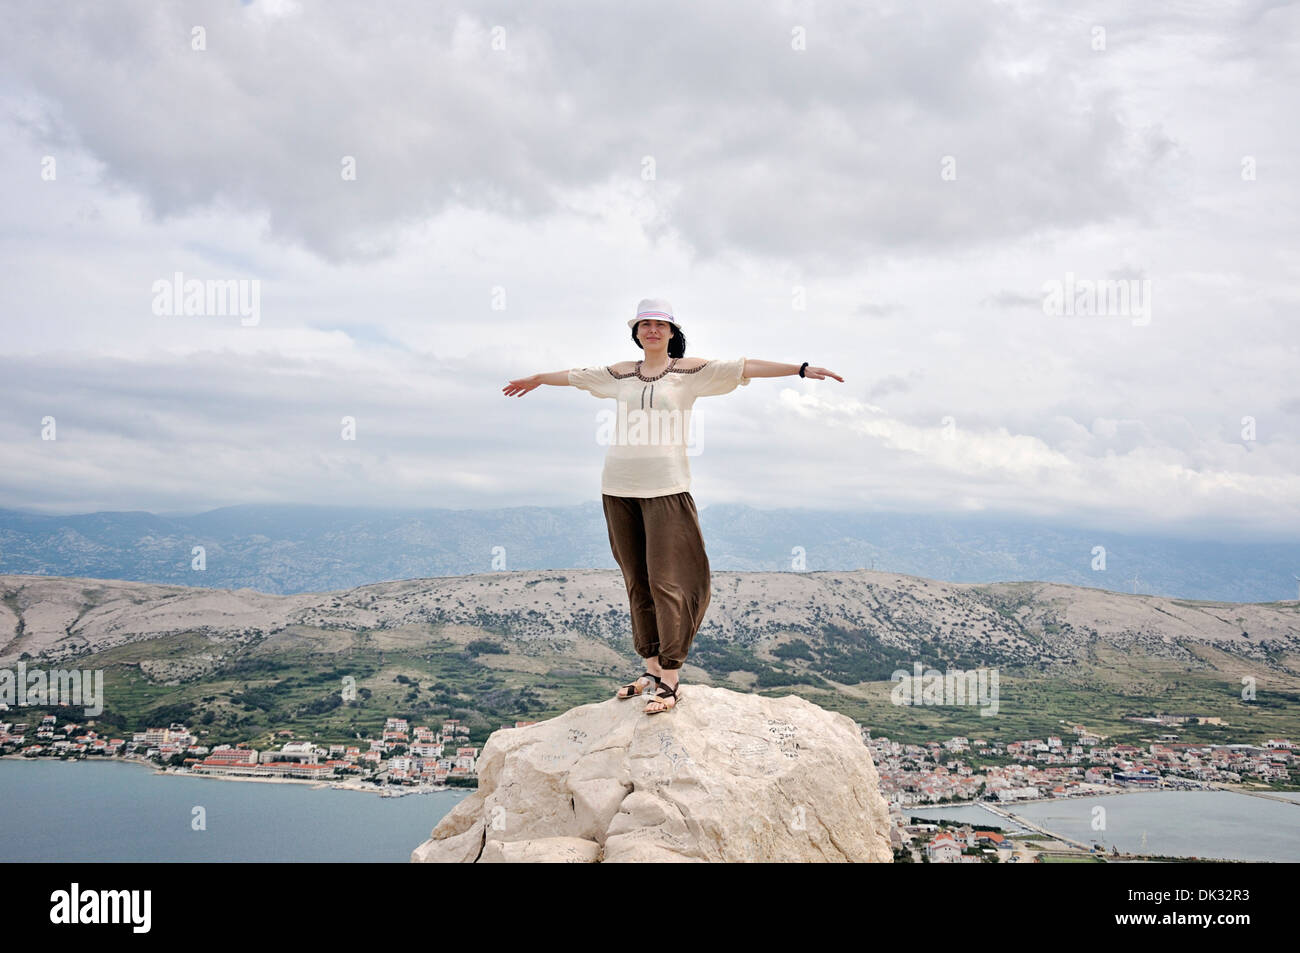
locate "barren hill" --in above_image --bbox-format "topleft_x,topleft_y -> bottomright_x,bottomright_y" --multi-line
3,570 -> 1297,671
4,570 -> 1298,747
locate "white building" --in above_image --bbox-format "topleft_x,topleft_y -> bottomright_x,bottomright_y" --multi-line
261,741 -> 318,764
996,786 -> 1040,801
926,834 -> 963,863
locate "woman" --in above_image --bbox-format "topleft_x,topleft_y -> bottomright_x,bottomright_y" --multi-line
502,298 -> 843,714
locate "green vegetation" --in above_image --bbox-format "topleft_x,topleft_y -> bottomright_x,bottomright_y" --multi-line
17,609 -> 1300,757
772,640 -> 815,661
67,628 -> 541,748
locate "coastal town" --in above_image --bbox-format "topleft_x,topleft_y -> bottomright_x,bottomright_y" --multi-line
0,714 -> 507,793
2,711 -> 1293,859
862,722 -> 1295,861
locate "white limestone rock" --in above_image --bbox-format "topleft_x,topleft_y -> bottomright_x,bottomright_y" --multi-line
411,685 -> 892,863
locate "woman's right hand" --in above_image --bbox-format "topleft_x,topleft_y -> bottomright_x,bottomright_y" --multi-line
503,374 -> 542,397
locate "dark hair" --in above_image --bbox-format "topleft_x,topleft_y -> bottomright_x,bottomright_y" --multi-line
631,321 -> 686,358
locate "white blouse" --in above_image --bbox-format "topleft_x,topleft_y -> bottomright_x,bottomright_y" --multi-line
568,357 -> 750,498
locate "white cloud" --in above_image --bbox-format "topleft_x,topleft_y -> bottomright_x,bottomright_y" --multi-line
0,0 -> 1297,538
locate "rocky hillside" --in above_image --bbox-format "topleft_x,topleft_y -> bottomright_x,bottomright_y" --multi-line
4,570 -> 1298,747
3,569 -> 1297,672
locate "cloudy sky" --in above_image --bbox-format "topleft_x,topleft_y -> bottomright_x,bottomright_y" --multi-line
1,0 -> 1297,540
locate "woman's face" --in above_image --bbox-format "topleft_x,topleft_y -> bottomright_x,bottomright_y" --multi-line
637,318 -> 674,346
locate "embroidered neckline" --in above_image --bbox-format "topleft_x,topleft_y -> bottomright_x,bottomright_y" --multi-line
607,358 -> 710,381
635,358 -> 676,382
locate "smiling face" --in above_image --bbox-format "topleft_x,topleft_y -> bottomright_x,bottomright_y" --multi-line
636,318 -> 675,346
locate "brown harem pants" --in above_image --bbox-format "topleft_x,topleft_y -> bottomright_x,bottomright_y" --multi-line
602,491 -> 711,671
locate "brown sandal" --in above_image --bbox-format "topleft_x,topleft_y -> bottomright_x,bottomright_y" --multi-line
643,681 -> 681,714
616,671 -> 660,699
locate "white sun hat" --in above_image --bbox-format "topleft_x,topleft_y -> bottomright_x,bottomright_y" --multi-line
627,297 -> 683,333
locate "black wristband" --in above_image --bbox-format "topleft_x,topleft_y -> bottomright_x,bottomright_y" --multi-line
799,362 -> 808,378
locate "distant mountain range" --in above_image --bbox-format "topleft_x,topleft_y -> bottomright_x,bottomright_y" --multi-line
1,503 -> 1297,602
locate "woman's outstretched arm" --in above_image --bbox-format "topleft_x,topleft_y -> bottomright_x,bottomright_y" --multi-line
502,370 -> 575,397
742,359 -> 844,382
